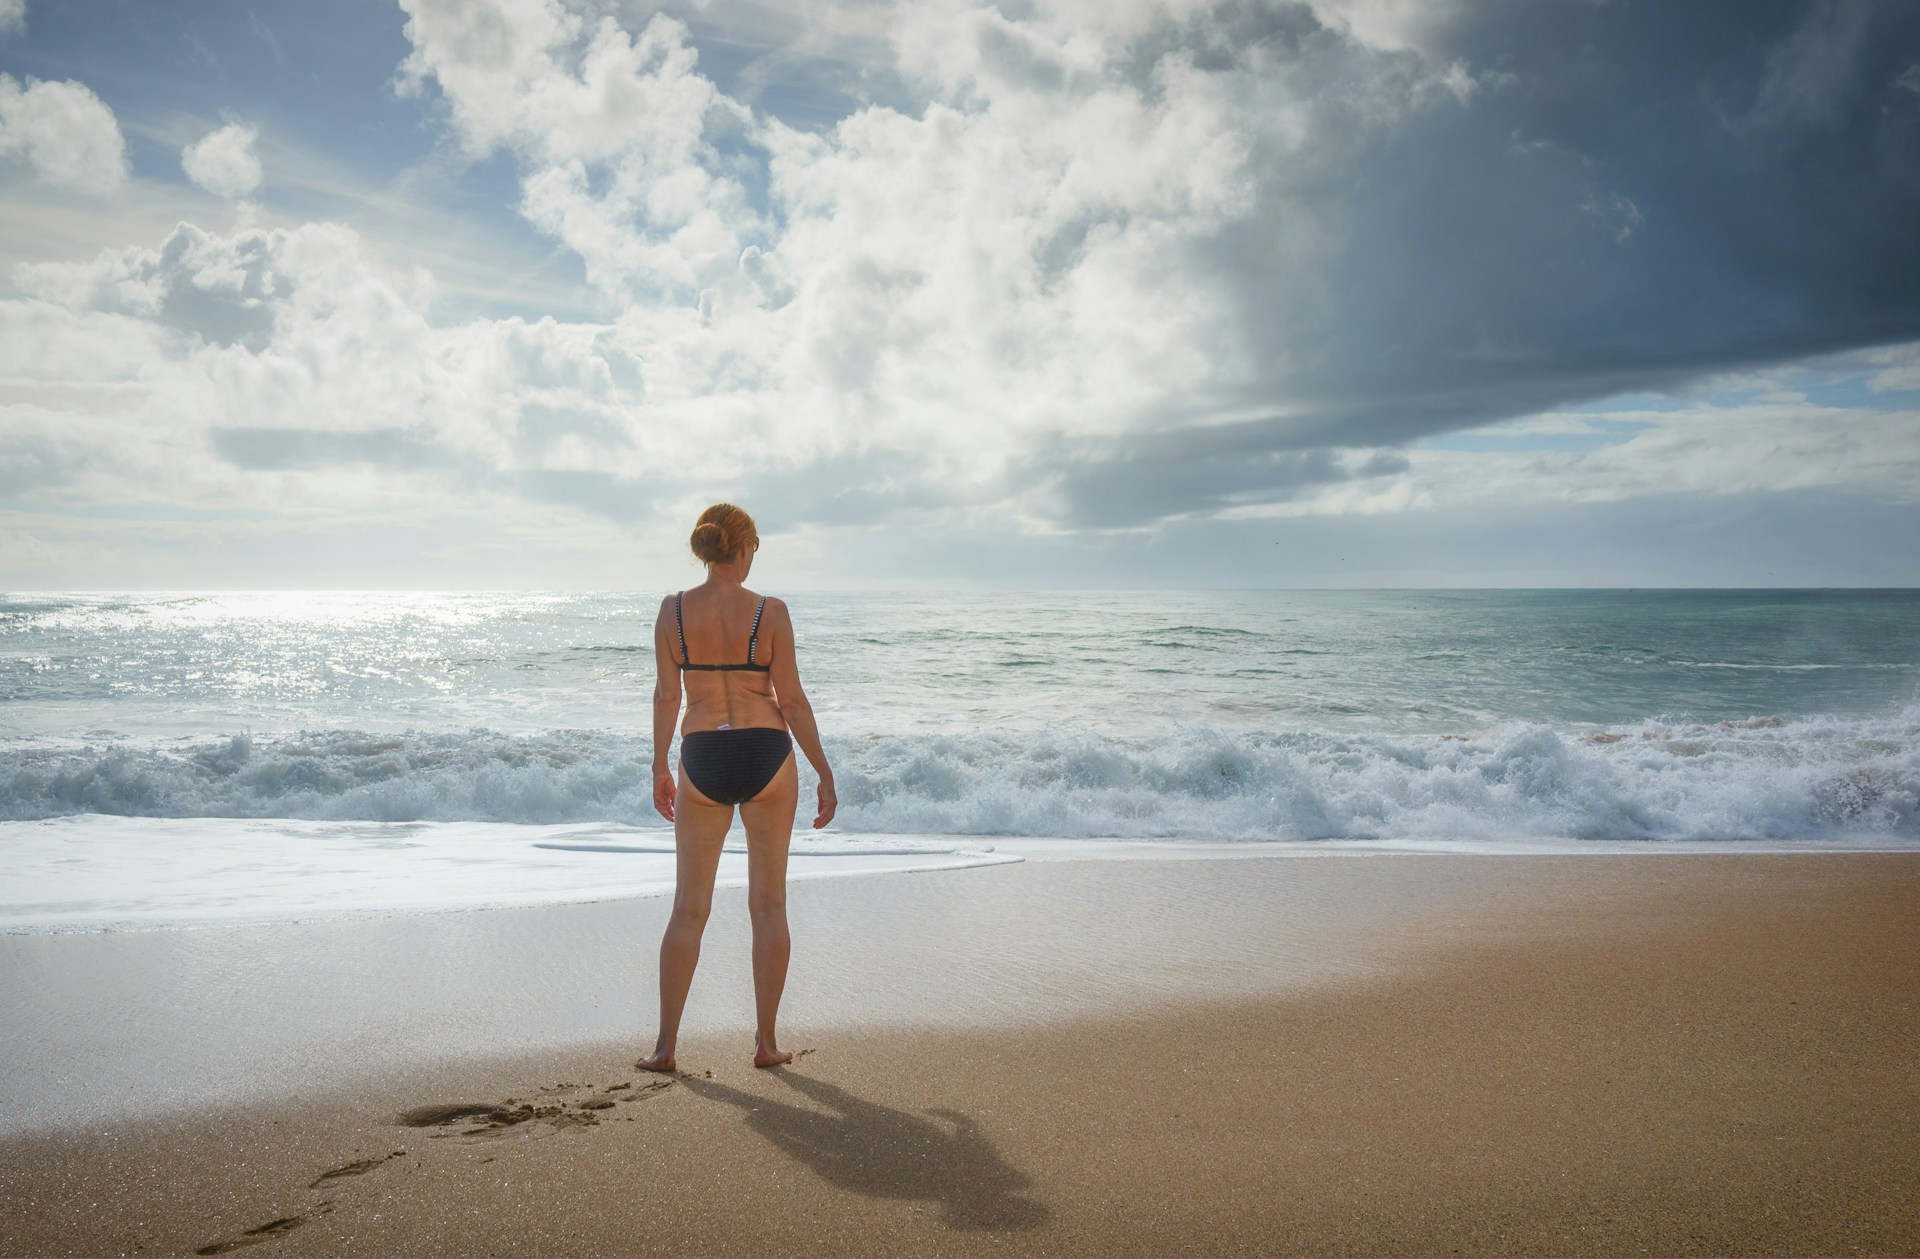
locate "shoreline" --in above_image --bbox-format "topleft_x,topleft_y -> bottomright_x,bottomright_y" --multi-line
2,852 -> 1917,1255
7,820 -> 1916,938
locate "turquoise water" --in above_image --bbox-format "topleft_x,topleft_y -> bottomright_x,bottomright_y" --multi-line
1,589 -> 1915,841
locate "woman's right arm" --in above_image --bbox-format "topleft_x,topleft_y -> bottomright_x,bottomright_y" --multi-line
651,596 -> 682,822
766,597 -> 836,829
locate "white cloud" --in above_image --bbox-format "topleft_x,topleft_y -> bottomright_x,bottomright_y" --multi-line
1858,340 -> 1920,393
0,0 -> 24,36
0,73 -> 127,194
3,217 -> 677,509
398,3 -> 757,298
181,123 -> 264,199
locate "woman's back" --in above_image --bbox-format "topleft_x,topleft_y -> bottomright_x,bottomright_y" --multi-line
673,583 -> 782,733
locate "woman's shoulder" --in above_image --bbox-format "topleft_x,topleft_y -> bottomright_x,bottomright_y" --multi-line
753,592 -> 792,626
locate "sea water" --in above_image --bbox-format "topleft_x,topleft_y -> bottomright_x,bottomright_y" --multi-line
2,589 -> 1916,929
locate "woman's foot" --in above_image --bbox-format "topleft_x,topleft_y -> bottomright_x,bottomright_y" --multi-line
636,1050 -> 676,1072
753,1036 -> 793,1068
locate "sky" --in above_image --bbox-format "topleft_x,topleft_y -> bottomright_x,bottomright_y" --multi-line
0,0 -> 1917,590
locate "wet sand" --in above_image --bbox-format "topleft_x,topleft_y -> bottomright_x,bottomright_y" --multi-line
1,852 -> 1917,1256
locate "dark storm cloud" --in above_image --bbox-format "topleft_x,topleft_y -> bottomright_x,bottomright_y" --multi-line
1197,0 -> 1920,446
1022,0 -> 1920,528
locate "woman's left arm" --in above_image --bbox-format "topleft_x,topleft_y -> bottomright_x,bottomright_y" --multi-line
651,596 -> 682,822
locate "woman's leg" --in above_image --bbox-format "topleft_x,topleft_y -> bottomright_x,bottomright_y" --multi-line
739,753 -> 800,1066
638,769 -> 732,1072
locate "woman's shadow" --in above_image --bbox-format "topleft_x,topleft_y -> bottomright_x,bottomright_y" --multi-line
678,1070 -> 1052,1231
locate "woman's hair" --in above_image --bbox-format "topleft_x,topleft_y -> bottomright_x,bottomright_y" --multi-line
689,503 -> 757,565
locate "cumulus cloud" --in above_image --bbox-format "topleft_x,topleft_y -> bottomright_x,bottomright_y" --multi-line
0,0 -> 24,36
181,123 -> 264,199
398,2 -> 760,299
0,73 -> 127,193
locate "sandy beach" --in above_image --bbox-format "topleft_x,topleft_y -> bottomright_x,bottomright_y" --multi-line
2,850 -> 1917,1257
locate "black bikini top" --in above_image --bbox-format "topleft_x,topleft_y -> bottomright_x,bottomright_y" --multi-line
675,591 -> 770,672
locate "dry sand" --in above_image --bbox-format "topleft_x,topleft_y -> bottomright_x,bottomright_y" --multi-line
2,852 -> 1916,1256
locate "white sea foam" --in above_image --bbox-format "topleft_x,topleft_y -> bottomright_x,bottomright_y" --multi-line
830,715 -> 1920,841
2,710 -> 1915,842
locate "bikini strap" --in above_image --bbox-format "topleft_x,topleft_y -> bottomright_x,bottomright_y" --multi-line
674,591 -> 690,666
747,595 -> 767,666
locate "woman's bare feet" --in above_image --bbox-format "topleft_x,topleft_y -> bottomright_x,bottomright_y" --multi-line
636,1050 -> 676,1073
753,1036 -> 793,1068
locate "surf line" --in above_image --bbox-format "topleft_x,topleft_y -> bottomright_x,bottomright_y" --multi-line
532,841 -> 1003,858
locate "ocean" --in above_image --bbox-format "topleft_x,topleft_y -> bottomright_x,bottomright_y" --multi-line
3,588 -> 1916,931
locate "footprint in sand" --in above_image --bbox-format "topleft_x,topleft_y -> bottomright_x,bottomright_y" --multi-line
395,1102 -> 501,1128
201,1079 -> 672,1253
194,1203 -> 333,1255
309,1150 -> 406,1188
395,1081 -> 674,1140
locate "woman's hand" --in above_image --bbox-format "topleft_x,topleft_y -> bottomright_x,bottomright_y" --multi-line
653,768 -> 676,823
812,775 -> 837,830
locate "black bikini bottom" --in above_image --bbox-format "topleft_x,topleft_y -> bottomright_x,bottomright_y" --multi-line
679,728 -> 793,806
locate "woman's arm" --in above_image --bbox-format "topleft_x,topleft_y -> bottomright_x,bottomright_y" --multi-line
651,596 -> 683,822
765,597 -> 836,829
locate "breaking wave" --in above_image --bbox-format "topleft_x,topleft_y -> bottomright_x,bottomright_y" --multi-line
2,710 -> 1916,842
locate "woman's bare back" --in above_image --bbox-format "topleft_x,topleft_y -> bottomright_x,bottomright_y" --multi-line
671,583 -> 783,734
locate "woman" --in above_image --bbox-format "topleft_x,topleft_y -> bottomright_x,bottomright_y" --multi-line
639,503 -> 837,1072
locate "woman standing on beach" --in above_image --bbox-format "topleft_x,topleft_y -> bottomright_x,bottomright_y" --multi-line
640,503 -> 836,1071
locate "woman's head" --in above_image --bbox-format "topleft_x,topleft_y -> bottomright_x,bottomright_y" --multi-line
689,503 -> 758,567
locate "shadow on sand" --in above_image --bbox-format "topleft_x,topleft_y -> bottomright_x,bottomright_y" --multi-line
679,1069 -> 1052,1231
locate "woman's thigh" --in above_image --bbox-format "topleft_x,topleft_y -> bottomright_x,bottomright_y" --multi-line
739,753 -> 798,897
674,764 -> 734,909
